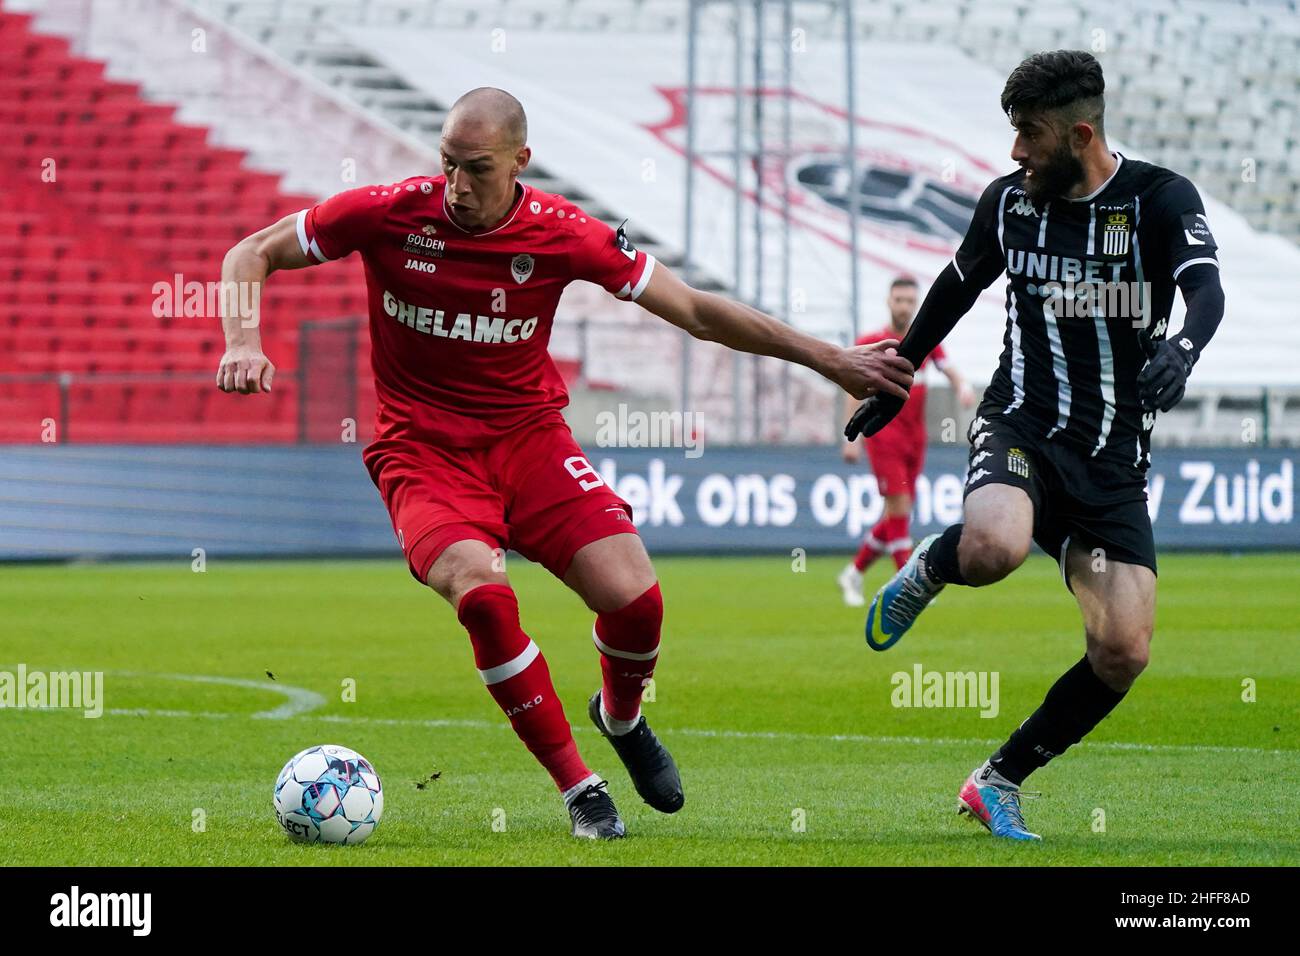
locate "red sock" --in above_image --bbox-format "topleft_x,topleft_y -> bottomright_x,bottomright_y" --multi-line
458,584 -> 590,792
592,583 -> 663,723
853,518 -> 890,572
883,515 -> 913,569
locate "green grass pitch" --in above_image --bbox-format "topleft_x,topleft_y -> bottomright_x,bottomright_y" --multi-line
2,553 -> 1296,866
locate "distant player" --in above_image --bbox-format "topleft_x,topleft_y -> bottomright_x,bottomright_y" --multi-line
838,276 -> 975,606
846,52 -> 1224,839
218,88 -> 913,839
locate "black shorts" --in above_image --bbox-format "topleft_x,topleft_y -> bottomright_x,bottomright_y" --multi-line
963,407 -> 1157,582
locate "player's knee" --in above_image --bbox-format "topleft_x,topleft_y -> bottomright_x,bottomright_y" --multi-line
958,526 -> 1029,584
595,582 -> 663,654
455,581 -> 520,634
1089,626 -> 1152,686
426,548 -> 507,608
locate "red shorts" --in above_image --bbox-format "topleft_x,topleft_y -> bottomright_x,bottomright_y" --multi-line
864,433 -> 925,497
362,413 -> 637,584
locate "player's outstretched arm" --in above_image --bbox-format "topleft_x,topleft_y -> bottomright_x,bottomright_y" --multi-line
844,262 -> 987,439
216,213 -> 314,395
635,262 -> 914,401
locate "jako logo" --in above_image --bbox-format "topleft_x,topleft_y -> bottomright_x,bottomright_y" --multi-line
50,886 -> 151,936
505,695 -> 543,717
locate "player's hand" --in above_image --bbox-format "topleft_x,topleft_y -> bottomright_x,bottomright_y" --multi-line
957,383 -> 977,408
1137,333 -> 1195,412
831,339 -> 914,400
841,441 -> 861,464
216,344 -> 275,394
844,392 -> 905,440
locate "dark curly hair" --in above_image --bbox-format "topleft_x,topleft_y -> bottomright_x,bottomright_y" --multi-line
1001,50 -> 1106,137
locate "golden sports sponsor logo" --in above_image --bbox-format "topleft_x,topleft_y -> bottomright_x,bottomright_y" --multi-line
381,290 -> 538,343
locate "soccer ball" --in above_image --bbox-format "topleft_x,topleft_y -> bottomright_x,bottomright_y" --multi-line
273,744 -> 384,845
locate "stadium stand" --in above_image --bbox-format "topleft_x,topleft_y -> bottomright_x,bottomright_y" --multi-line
8,0 -> 1300,445
0,2 -> 377,442
183,0 -> 1300,444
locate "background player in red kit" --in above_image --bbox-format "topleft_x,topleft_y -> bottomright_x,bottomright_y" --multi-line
216,88 -> 914,839
838,276 -> 975,607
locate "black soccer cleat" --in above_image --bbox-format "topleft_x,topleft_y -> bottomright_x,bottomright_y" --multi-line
567,780 -> 625,840
588,690 -> 685,814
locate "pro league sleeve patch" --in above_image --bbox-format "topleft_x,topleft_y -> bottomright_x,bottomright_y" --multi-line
1180,212 -> 1217,249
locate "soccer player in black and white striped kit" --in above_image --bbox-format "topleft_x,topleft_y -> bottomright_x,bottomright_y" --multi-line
848,51 -> 1225,840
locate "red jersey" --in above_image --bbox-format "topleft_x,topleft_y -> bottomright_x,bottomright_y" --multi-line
854,327 -> 947,442
297,176 -> 656,446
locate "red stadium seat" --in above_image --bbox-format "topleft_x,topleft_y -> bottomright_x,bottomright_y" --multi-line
0,12 -> 369,443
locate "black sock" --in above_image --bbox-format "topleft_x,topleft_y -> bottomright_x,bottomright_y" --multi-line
989,655 -> 1127,785
924,523 -> 968,585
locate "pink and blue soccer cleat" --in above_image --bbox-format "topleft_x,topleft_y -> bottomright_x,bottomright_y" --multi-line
957,766 -> 1042,841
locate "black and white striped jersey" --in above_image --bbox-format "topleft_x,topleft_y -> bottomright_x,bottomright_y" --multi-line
954,153 -> 1220,469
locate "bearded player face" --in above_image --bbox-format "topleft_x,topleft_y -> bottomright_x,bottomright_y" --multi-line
1010,113 -> 1086,205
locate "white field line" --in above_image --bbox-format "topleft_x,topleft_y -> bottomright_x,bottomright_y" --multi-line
6,667 -> 1289,758
110,671 -> 326,720
99,708 -> 1296,758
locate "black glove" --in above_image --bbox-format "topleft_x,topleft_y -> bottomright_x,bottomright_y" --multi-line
844,392 -> 906,440
1137,332 -> 1196,413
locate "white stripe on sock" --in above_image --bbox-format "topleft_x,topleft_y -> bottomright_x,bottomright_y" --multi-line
477,640 -> 540,686
591,626 -> 659,661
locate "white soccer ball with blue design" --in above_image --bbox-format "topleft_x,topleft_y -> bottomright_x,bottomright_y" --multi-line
274,744 -> 384,845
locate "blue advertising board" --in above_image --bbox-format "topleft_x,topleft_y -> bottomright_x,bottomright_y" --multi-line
0,444 -> 1294,560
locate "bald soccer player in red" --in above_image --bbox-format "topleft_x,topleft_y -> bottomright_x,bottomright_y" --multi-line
217,87 -> 913,839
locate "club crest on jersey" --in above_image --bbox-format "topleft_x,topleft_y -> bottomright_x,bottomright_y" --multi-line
1007,448 -> 1030,479
1102,211 -> 1131,257
511,253 -> 534,284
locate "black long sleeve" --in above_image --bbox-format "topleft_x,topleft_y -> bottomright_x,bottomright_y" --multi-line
895,261 -> 986,366
1173,262 -> 1225,363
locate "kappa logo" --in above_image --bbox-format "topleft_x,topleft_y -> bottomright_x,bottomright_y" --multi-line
968,467 -> 990,484
972,430 -> 991,449
511,253 -> 534,284
971,450 -> 991,468
1142,411 -> 1157,431
1151,316 -> 1168,338
1007,447 -> 1030,479
1009,194 -> 1038,217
